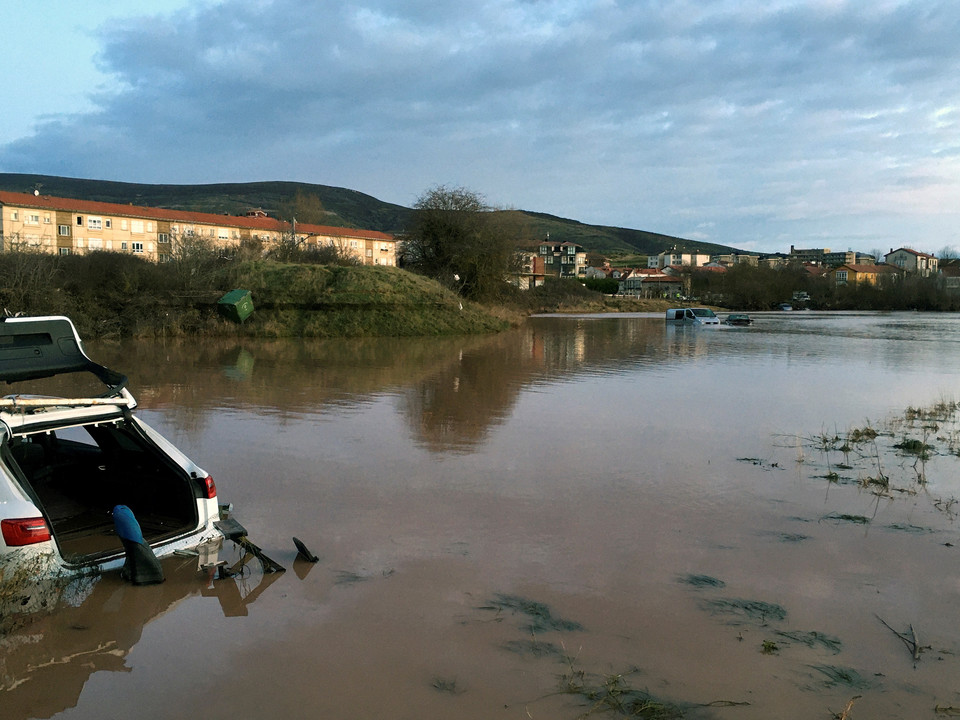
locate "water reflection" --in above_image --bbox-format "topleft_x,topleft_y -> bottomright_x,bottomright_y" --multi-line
70,312 -> 960,455
0,547 -> 281,719
7,313 -> 960,719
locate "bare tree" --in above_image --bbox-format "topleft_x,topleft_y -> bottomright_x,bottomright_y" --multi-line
403,185 -> 526,300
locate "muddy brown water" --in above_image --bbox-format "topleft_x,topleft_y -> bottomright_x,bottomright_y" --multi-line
5,311 -> 960,719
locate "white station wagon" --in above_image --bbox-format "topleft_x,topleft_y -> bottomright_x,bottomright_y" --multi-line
0,316 -> 228,582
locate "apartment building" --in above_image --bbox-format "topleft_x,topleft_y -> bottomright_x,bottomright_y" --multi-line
0,191 -> 396,266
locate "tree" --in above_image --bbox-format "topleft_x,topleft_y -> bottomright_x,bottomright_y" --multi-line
402,186 -> 524,300
277,190 -> 328,226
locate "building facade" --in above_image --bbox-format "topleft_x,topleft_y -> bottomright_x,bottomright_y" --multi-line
884,247 -> 938,277
827,263 -> 898,286
538,240 -> 587,279
0,191 -> 396,266
648,249 -> 711,269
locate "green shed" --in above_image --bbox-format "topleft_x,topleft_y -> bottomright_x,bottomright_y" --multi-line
217,289 -> 254,323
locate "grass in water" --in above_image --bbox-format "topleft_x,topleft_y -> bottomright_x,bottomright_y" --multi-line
484,593 -> 583,633
679,573 -> 726,589
559,669 -> 684,719
700,597 -> 788,625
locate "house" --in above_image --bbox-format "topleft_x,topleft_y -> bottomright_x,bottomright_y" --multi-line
514,251 -> 547,289
938,259 -> 960,293
827,264 -> 899,286
648,248 -> 711,269
0,191 -> 396,266
537,239 -> 587,279
884,247 -> 938,277
711,253 -> 759,267
618,268 -> 683,298
584,266 -> 608,280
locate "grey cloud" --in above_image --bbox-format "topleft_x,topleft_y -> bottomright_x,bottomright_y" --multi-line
2,0 -> 959,250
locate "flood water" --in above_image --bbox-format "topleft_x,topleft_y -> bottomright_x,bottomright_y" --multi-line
5,311 -> 960,719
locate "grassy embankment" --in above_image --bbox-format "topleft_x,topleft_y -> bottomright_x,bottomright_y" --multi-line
0,252 -> 677,339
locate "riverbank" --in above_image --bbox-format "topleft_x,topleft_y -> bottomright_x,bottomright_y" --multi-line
0,251 -> 715,338
3,254 -> 516,339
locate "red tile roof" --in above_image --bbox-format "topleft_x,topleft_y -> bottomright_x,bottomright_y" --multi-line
888,247 -> 935,259
0,190 -> 393,241
836,264 -> 898,274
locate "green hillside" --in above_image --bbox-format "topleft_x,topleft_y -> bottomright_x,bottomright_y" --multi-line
0,173 -> 736,257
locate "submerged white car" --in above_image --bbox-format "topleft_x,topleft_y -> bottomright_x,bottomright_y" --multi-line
0,316 -> 228,581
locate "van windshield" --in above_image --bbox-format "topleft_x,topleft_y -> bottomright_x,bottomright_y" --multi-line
691,308 -> 717,317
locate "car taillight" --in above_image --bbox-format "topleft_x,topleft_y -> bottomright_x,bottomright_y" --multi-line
2,517 -> 52,546
199,475 -> 217,499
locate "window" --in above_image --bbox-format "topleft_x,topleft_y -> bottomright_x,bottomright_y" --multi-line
77,216 -> 83,226
58,225 -> 70,236
158,233 -> 170,244
87,217 -> 102,231
10,211 -> 17,221
88,238 -> 103,250
105,219 -> 112,229
836,270 -> 848,284
158,253 -> 170,262
147,222 -> 153,232
43,213 -> 51,224
26,214 -> 40,225
218,229 -> 229,240
121,219 -> 128,230
58,248 -> 70,256
131,242 -> 144,254
366,249 -> 373,257
121,242 -> 128,250
131,220 -> 144,234
546,255 -> 554,264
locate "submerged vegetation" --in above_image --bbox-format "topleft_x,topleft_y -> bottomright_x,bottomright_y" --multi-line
781,397 -> 960,499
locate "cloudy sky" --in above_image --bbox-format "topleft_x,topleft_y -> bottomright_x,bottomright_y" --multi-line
3,1 -> 958,254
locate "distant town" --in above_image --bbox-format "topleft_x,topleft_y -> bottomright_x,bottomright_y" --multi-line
528,238 -> 951,299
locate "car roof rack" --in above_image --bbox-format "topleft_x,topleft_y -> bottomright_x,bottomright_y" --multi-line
0,316 -> 128,392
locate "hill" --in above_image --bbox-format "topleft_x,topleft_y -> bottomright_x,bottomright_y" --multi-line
0,173 -> 736,257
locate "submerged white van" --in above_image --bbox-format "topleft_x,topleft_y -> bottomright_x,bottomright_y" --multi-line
665,307 -> 721,325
